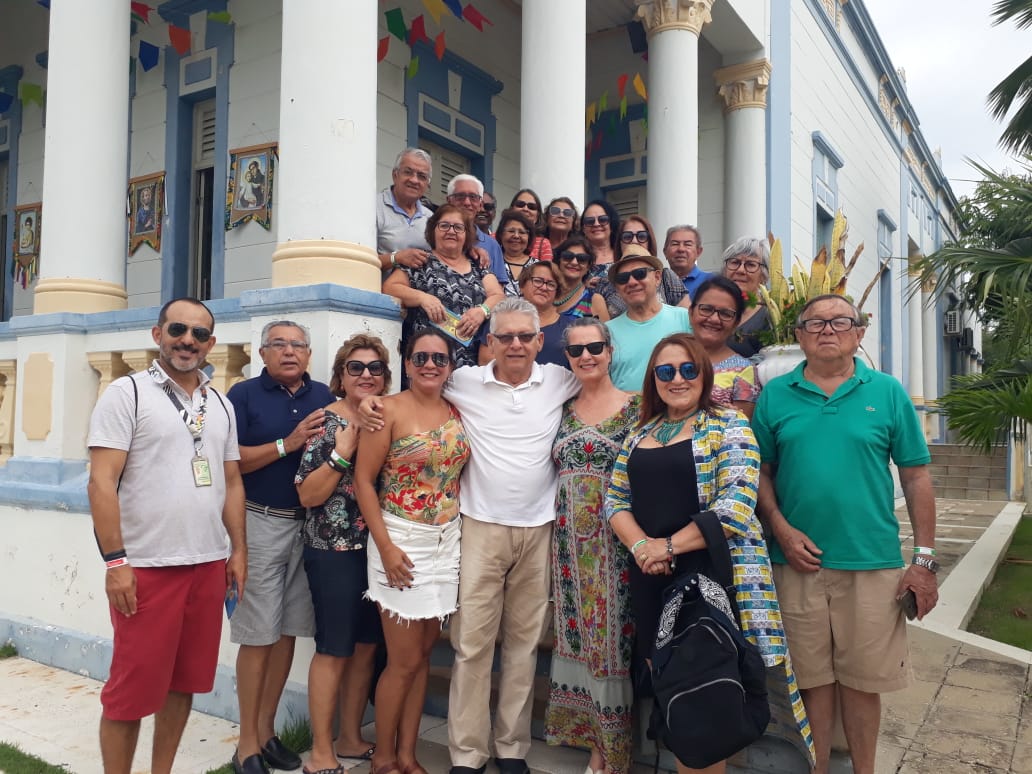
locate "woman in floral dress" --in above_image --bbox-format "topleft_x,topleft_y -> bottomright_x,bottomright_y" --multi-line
545,317 -> 641,774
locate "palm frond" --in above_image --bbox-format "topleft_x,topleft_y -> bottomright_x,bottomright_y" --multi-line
991,0 -> 1032,29
933,361 -> 1032,452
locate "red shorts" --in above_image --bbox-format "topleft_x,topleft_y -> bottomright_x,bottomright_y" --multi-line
101,560 -> 225,721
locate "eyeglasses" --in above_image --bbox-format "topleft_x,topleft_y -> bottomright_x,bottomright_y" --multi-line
492,332 -> 538,345
398,166 -> 430,183
559,251 -> 590,264
620,230 -> 650,245
528,276 -> 558,291
549,206 -> 575,218
667,240 -> 697,249
344,359 -> 386,376
410,351 -> 451,367
694,303 -> 737,322
167,322 -> 212,342
264,338 -> 309,351
724,257 -> 765,274
564,341 -> 606,357
437,221 -> 466,233
449,191 -> 482,203
581,215 -> 610,227
614,267 -> 653,285
481,202 -> 496,212
502,227 -> 529,237
797,317 -> 860,334
513,199 -> 539,211
654,362 -> 700,382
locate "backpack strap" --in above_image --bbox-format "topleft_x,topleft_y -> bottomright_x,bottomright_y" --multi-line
692,510 -> 734,589
209,386 -> 231,421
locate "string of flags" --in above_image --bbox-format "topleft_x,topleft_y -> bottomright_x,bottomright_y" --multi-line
380,1 -> 493,74
584,72 -> 649,159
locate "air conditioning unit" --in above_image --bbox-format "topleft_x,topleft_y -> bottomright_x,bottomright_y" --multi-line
943,310 -> 962,336
961,327 -> 974,348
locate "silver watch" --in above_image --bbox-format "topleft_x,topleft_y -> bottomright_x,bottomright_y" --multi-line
911,554 -> 939,574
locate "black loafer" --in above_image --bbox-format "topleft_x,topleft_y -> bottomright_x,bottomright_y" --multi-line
495,759 -> 530,774
233,751 -> 270,774
261,735 -> 302,771
448,766 -> 487,774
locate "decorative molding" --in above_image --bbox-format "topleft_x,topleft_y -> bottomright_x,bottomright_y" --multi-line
205,344 -> 250,394
714,59 -> 772,113
635,0 -> 714,37
811,131 -> 845,170
0,360 -> 17,464
122,349 -> 159,374
87,352 -> 131,401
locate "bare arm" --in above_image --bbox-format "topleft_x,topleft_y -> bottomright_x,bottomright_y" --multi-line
237,407 -> 326,475
757,462 -> 822,572
383,267 -> 448,324
896,464 -> 939,618
222,459 -> 248,599
88,447 -> 136,616
732,400 -> 755,420
378,247 -> 429,270
590,293 -> 611,322
296,420 -> 359,507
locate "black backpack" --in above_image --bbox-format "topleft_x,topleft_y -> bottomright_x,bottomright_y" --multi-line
648,511 -> 771,770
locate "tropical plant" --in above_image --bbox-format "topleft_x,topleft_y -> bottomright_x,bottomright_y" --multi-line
988,0 -> 1032,156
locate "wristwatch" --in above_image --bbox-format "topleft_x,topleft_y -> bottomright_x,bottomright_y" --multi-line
911,554 -> 940,574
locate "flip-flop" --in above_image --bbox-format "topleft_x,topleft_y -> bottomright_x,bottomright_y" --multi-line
336,745 -> 376,762
302,766 -> 346,774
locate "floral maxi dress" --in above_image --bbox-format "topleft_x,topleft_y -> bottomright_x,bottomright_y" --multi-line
544,395 -> 640,774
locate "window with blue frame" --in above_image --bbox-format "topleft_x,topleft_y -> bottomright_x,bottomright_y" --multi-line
877,209 -> 897,373
812,131 -> 843,257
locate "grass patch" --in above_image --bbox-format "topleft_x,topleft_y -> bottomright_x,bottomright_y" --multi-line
0,640 -> 17,659
967,516 -> 1032,650
205,716 -> 312,774
0,742 -> 69,773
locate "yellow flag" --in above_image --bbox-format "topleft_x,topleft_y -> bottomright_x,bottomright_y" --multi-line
632,72 -> 647,101
422,0 -> 446,25
586,102 -> 597,131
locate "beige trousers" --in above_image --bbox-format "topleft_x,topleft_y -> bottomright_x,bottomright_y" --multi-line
447,516 -> 553,768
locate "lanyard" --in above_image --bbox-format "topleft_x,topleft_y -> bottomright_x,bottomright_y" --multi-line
149,365 -> 208,452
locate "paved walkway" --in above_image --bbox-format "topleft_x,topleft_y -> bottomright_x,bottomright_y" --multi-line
1,498 -> 1029,774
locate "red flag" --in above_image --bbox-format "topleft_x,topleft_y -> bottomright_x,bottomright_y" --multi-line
434,31 -> 446,60
168,24 -> 191,56
594,131 -> 603,150
377,36 -> 389,63
130,2 -> 152,23
408,15 -> 430,47
462,4 -> 493,31
617,74 -> 628,98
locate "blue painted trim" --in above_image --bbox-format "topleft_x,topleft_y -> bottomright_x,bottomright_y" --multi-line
0,65 -> 24,322
0,458 -> 89,512
767,0 -> 792,264
208,15 -> 233,300
237,284 -> 402,321
877,208 -> 897,231
811,131 -> 844,169
157,0 -> 220,29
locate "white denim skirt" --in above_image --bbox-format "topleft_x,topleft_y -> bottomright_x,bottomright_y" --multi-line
366,511 -> 461,623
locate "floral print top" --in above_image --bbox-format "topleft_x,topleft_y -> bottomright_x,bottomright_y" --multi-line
711,353 -> 761,409
379,408 -> 471,525
295,410 -> 365,551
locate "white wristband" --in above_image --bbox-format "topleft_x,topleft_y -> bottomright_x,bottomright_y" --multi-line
276,438 -> 287,458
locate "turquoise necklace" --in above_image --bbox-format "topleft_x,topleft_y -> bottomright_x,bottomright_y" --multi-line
652,411 -> 697,445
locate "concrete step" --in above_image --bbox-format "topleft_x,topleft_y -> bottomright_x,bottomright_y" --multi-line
929,443 -> 1006,459
937,487 -> 1011,501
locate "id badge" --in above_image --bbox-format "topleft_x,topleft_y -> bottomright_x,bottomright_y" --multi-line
192,455 -> 213,487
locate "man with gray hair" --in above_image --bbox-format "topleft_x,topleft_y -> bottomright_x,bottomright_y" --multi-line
377,147 -> 434,271
227,320 -> 333,774
447,173 -> 507,283
664,224 -> 710,299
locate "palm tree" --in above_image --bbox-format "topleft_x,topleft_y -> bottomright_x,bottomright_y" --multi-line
988,0 -> 1032,155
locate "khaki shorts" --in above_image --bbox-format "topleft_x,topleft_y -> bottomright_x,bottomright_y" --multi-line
772,564 -> 910,693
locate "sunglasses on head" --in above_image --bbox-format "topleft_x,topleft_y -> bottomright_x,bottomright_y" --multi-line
654,362 -> 699,382
559,251 -> 590,264
513,199 -> 539,211
581,215 -> 610,227
614,267 -> 653,285
564,341 -> 606,357
492,332 -> 538,345
549,206 -> 575,218
620,230 -> 650,244
344,359 -> 386,376
166,322 -> 212,342
410,351 -> 450,368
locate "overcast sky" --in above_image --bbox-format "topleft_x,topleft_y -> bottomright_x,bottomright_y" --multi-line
862,0 -> 1028,199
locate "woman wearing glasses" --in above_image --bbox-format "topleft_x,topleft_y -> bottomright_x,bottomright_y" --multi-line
689,276 -> 761,419
355,329 -> 471,774
552,235 -> 610,321
494,208 -> 539,297
295,334 -> 392,773
544,196 -> 579,251
605,333 -> 807,774
719,237 -> 772,358
383,204 -> 504,368
509,188 -> 553,262
545,318 -> 639,774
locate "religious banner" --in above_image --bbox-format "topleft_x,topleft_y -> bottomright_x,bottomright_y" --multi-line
13,202 -> 41,288
226,143 -> 276,231
128,172 -> 165,254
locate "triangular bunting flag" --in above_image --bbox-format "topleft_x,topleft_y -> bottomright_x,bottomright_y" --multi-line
385,8 -> 407,43
462,4 -> 493,31
434,31 -> 446,60
608,114 -> 616,135
632,72 -> 647,101
617,73 -> 628,98
407,56 -> 420,79
422,0 -> 446,25
378,36 -> 390,63
594,131 -> 603,150
168,24 -> 191,55
443,0 -> 464,20
619,95 -> 627,120
36,0 -> 50,8
130,2 -> 152,23
138,40 -> 160,71
19,83 -> 44,108
585,102 -> 596,132
598,90 -> 608,112
207,11 -> 232,24
409,15 -> 430,47
0,93 -> 14,114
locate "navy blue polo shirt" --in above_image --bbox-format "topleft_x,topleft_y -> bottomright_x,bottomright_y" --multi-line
227,368 -> 334,509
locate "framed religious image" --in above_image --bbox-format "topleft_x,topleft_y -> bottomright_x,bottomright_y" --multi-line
13,202 -> 42,288
128,172 -> 165,254
226,142 -> 276,231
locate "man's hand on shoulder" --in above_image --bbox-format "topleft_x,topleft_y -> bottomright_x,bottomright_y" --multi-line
358,395 -> 385,432
471,246 -> 491,269
773,521 -> 823,573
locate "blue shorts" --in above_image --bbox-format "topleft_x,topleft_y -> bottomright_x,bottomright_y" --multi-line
303,545 -> 383,657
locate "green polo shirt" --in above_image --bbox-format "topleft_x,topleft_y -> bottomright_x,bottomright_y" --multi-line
752,358 -> 930,570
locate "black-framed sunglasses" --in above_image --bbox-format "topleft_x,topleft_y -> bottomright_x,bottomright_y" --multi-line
166,322 -> 212,342
614,267 -> 653,285
565,341 -> 606,357
620,230 -> 650,244
513,199 -> 539,211
344,359 -> 387,376
549,206 -> 575,218
581,215 -> 610,227
559,251 -> 590,264
410,351 -> 450,367
481,202 -> 497,212
654,362 -> 699,382
492,332 -> 538,345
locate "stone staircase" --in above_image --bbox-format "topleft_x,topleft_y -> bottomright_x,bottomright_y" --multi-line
928,444 -> 1009,501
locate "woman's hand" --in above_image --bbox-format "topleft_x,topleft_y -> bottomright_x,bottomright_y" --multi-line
380,543 -> 415,588
420,292 -> 447,323
457,305 -> 487,339
639,537 -> 673,575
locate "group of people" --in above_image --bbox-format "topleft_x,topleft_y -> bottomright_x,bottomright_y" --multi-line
85,151 -> 939,774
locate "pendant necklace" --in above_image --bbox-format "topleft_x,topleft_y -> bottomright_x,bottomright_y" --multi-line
652,411 -> 697,446
554,282 -> 584,307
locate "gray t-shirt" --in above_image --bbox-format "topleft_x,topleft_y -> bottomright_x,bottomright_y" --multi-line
376,186 -> 432,255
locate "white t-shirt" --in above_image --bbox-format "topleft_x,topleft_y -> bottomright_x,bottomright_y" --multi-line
87,362 -> 240,567
445,362 -> 579,527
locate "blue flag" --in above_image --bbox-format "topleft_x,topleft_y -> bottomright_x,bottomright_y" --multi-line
139,41 -> 160,72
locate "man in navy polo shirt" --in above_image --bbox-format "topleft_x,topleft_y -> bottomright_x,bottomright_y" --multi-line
227,320 -> 333,774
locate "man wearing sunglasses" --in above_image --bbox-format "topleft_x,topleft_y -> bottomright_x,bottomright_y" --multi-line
475,191 -> 496,236
88,297 -> 246,774
226,320 -> 334,774
604,245 -> 692,391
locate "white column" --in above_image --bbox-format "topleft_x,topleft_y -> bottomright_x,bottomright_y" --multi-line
715,59 -> 771,242
272,0 -> 379,291
520,0 -> 585,205
921,287 -> 939,433
906,261 -> 926,428
637,0 -> 714,238
34,0 -> 129,314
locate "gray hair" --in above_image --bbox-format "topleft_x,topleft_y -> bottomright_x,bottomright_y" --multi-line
489,297 -> 540,333
559,316 -> 611,348
393,147 -> 432,180
664,224 -> 702,249
446,173 -> 484,197
260,320 -> 311,348
721,236 -> 770,283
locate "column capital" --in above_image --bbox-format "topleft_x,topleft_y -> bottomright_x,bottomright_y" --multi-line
714,59 -> 772,112
636,0 -> 714,37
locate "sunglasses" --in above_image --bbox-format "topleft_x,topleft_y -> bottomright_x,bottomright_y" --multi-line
559,251 -> 590,264
492,332 -> 538,344
614,267 -> 653,285
549,206 -> 575,218
481,202 -> 497,212
410,351 -> 450,367
654,362 -> 700,382
513,199 -> 539,211
581,215 -> 610,227
344,359 -> 386,376
565,341 -> 606,357
620,230 -> 650,244
166,322 -> 212,342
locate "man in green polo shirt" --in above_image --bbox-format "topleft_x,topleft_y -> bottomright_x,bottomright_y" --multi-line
754,294 -> 938,774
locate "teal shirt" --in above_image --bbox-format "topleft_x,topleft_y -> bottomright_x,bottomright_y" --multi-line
752,358 -> 930,570
606,304 -> 692,392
